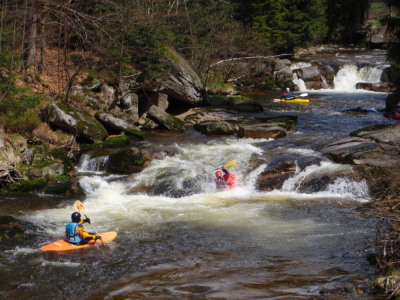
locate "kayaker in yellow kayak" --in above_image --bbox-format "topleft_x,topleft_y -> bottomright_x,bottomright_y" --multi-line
280,87 -> 295,100
65,212 -> 101,245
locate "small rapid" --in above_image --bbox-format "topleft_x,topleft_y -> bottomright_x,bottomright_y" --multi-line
0,48 -> 394,299
0,135 -> 375,299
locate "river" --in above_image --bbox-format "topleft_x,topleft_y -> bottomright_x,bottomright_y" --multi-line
0,49 -> 397,299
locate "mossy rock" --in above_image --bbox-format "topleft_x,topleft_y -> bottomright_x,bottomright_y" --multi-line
5,178 -> 47,193
207,95 -> 252,107
257,115 -> 298,131
79,135 -> 141,155
42,102 -> 109,143
0,216 -> 27,242
41,179 -> 74,194
107,147 -> 151,174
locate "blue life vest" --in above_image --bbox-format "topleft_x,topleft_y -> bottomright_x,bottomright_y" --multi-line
65,222 -> 82,244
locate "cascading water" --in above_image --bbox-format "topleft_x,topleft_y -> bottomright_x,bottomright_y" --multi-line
77,153 -> 109,174
333,64 -> 388,91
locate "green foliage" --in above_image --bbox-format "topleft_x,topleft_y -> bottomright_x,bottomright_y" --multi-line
0,93 -> 43,133
6,178 -> 47,193
327,0 -> 370,42
381,0 -> 400,91
231,0 -> 328,52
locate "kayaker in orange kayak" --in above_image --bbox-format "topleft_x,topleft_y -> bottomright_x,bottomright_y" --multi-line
65,212 -> 102,245
215,168 -> 236,191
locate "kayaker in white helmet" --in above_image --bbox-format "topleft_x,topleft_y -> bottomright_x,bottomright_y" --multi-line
281,87 -> 295,100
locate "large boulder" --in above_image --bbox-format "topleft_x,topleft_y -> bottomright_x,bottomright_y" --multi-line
147,105 -> 186,131
107,147 -> 151,174
194,121 -> 239,136
256,154 -> 327,191
237,124 -> 287,139
352,124 -> 400,145
295,66 -> 321,82
273,59 -> 291,71
355,82 -> 395,93
151,46 -> 206,106
28,162 -> 65,178
321,137 -> 380,165
321,134 -> 400,167
41,103 -> 108,143
95,112 -> 143,138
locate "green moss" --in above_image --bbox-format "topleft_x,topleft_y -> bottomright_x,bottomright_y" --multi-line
31,160 -> 58,169
5,178 -> 47,193
80,135 -> 141,154
107,147 -> 149,174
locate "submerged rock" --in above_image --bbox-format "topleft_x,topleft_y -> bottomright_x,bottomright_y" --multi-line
148,176 -> 202,198
0,216 -> 28,242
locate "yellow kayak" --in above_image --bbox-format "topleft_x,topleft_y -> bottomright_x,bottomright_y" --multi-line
273,98 -> 310,103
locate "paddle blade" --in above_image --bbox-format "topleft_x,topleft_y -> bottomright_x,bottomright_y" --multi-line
74,200 -> 85,214
224,160 -> 236,168
299,93 -> 308,97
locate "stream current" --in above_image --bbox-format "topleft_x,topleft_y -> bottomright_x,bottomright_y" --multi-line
0,50 -> 397,299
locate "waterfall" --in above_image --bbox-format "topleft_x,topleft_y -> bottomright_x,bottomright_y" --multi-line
292,73 -> 307,91
291,62 -> 311,91
333,64 -> 387,91
77,154 -> 109,174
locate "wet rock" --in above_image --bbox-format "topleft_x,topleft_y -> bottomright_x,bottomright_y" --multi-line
295,66 -> 321,82
297,168 -> 364,194
237,124 -> 287,139
319,64 -> 336,83
95,112 -> 143,138
147,105 -> 186,131
194,121 -> 238,136
342,107 -> 370,115
352,124 -> 400,145
356,82 -> 395,93
0,216 -> 28,242
256,157 -> 297,191
107,147 -> 152,174
321,137 -> 379,165
257,115 -> 297,131
149,177 -> 202,198
256,154 -> 326,191
234,101 -> 264,113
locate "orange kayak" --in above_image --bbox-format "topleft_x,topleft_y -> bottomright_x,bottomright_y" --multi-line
40,231 -> 117,252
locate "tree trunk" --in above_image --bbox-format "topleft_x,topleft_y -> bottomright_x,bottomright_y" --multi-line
23,0 -> 39,74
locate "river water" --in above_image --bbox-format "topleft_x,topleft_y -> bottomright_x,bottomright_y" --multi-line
0,50 -> 397,299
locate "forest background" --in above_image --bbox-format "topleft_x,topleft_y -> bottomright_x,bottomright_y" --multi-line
0,0 -> 398,136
